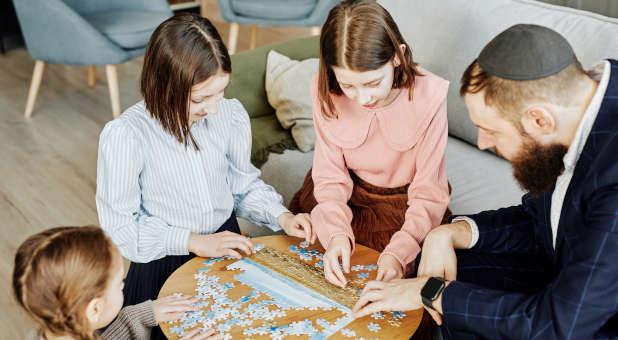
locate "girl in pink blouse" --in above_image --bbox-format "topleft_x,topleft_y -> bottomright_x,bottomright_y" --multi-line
290,0 -> 451,287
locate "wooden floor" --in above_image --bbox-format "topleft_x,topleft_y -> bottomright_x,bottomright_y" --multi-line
0,2 -> 313,338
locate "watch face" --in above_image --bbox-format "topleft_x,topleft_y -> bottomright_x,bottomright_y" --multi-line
421,277 -> 445,300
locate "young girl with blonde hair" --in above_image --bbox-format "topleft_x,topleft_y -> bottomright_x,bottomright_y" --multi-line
13,226 -> 216,340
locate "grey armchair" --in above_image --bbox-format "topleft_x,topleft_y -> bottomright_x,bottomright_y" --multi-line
12,0 -> 172,118
207,0 -> 339,54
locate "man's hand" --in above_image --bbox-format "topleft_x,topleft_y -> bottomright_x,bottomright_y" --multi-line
277,212 -> 316,244
417,221 -> 472,280
352,278 -> 425,318
352,277 -> 450,325
376,253 -> 404,282
323,235 -> 352,287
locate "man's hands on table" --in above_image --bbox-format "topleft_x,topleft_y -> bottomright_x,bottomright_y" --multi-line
353,221 -> 472,324
352,277 -> 450,324
417,221 -> 471,280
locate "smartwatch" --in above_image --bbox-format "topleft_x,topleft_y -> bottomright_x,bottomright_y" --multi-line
420,277 -> 446,310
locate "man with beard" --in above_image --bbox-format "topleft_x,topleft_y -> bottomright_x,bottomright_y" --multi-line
352,24 -> 618,339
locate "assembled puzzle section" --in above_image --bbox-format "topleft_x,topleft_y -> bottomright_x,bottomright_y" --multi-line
160,236 -> 422,339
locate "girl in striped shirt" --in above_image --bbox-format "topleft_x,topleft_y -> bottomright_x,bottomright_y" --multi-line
96,13 -> 313,339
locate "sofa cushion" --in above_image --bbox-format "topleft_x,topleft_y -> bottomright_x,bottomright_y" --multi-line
381,0 -> 618,147
230,0 -> 317,20
226,36 -> 320,120
250,114 -> 296,168
265,50 -> 318,152
84,10 -> 171,49
246,136 -> 524,236
445,137 -> 523,215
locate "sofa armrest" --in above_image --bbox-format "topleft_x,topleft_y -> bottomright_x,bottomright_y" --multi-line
225,35 -> 319,119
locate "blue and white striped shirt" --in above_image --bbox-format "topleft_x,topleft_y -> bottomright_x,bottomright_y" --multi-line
96,98 -> 289,263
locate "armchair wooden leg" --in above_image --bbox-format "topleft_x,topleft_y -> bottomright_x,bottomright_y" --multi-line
311,26 -> 321,36
105,65 -> 121,118
249,24 -> 258,49
24,60 -> 45,118
88,65 -> 96,87
228,22 -> 239,55
200,0 -> 208,17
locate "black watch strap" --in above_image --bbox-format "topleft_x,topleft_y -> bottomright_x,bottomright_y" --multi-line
422,294 -> 436,311
421,277 -> 446,310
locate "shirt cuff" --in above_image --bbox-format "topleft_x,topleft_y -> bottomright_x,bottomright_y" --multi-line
452,216 -> 479,249
134,300 -> 158,327
164,227 -> 191,256
264,202 -> 289,231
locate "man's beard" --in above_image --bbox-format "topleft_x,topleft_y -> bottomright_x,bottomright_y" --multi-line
510,135 -> 568,196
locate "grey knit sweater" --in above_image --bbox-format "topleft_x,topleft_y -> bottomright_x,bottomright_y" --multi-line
25,300 -> 157,340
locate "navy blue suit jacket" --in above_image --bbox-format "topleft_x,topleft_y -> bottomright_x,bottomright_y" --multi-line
442,60 -> 618,340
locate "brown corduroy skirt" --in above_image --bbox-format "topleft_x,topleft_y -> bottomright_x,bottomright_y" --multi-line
289,169 -> 452,253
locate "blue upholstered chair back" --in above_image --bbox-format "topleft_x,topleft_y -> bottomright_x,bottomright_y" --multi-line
11,0 -> 172,65
217,0 -> 340,27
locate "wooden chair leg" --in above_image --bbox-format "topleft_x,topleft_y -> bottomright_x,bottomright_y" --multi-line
249,24 -> 258,49
228,22 -> 239,55
105,65 -> 121,118
200,0 -> 208,17
24,60 -> 45,118
88,65 -> 96,87
310,26 -> 321,36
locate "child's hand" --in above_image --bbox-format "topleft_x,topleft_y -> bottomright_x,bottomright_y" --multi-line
277,213 -> 315,244
188,231 -> 254,259
153,294 -> 199,323
376,254 -> 403,282
180,328 -> 220,340
323,235 -> 352,288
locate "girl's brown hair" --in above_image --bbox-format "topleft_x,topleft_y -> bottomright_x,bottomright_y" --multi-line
141,13 -> 231,149
12,226 -> 116,340
318,0 -> 422,118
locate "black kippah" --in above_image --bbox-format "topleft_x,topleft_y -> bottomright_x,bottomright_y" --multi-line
478,24 -> 575,81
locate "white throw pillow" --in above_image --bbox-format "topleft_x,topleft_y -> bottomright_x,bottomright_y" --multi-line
265,50 -> 319,152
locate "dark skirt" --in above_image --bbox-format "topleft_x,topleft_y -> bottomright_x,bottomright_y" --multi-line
289,169 -> 452,253
122,212 -> 240,340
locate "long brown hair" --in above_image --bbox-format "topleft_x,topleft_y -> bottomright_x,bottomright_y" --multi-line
12,226 -> 116,340
318,0 -> 422,118
141,13 -> 231,149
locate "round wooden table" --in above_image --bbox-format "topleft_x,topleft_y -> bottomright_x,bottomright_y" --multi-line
159,235 -> 423,339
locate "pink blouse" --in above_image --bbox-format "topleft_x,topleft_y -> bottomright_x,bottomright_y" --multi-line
310,68 -> 450,269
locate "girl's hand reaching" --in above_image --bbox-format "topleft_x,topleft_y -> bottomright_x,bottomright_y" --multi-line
154,295 -> 220,339
188,231 -> 254,259
180,328 -> 220,340
278,213 -> 316,244
153,294 -> 199,323
376,253 -> 404,282
323,235 -> 352,287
